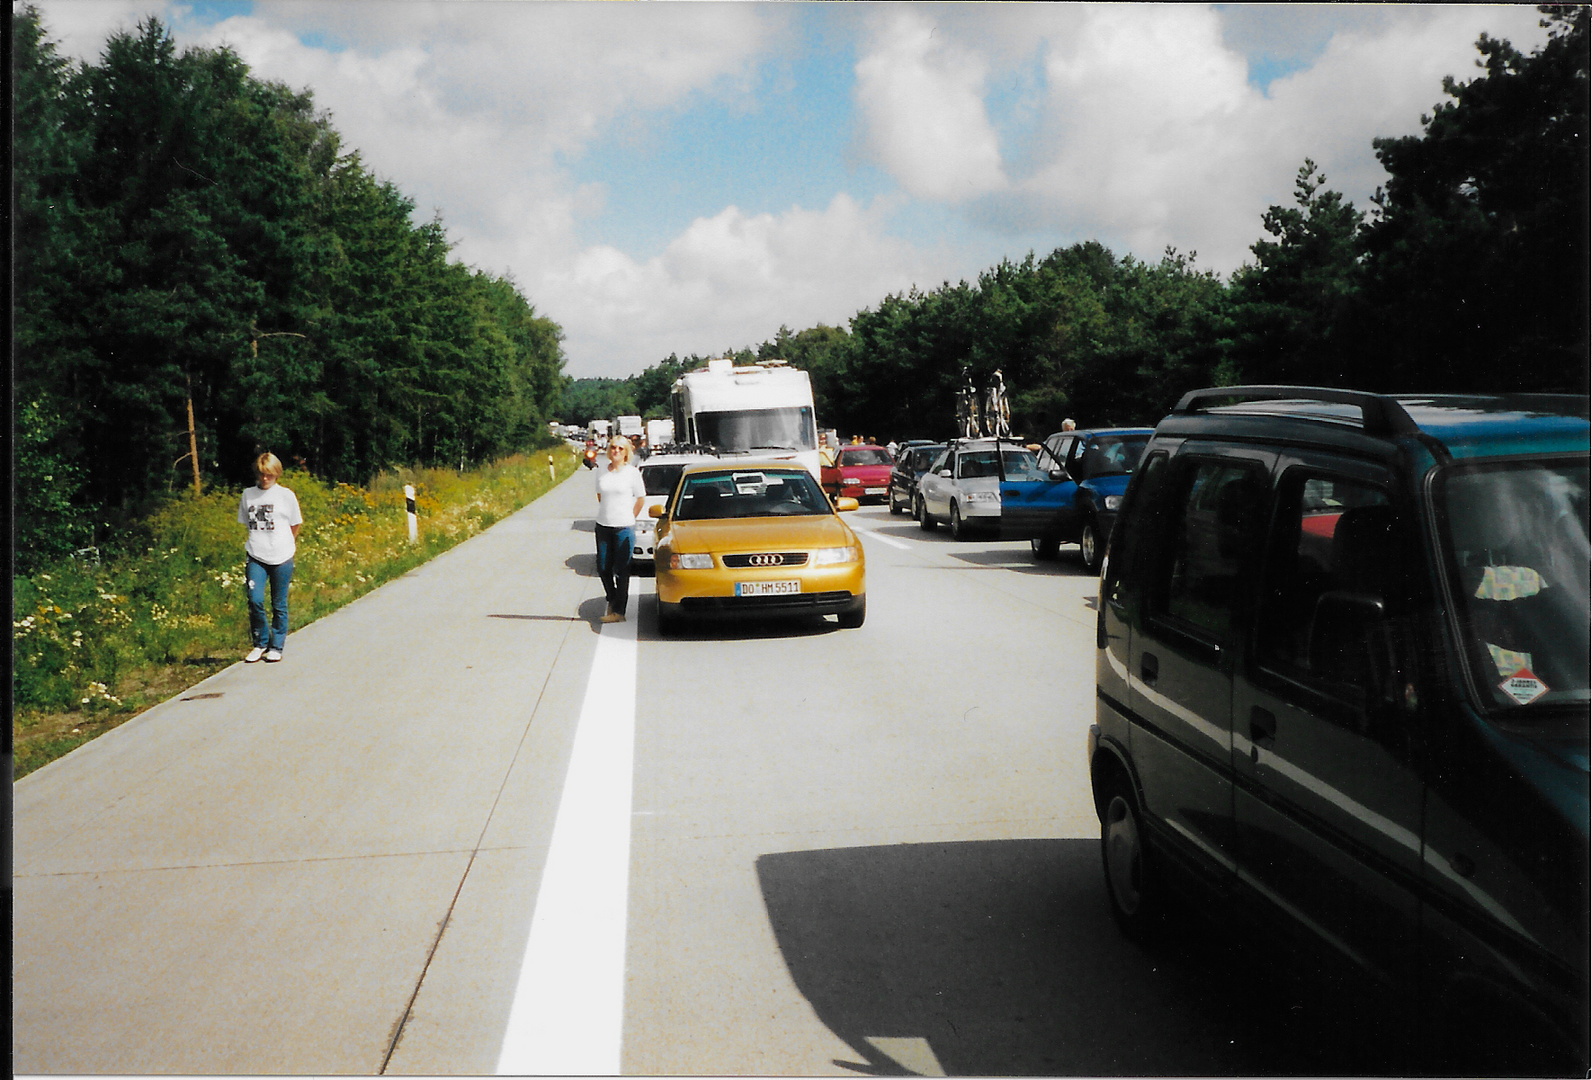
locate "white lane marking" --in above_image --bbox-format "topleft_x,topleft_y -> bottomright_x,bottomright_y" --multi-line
866,1036 -> 947,1076
496,581 -> 638,1076
853,525 -> 909,550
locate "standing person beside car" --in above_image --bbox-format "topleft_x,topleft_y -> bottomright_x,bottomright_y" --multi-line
237,452 -> 303,663
594,435 -> 646,624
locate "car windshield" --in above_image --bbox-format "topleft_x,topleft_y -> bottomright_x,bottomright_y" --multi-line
673,469 -> 832,520
909,447 -> 944,471
841,447 -> 892,466
956,448 -> 1042,481
641,464 -> 688,497
694,408 -> 816,453
1435,459 -> 1590,711
1079,435 -> 1150,477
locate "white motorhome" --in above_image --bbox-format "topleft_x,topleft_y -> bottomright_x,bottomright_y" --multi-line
670,358 -> 819,477
588,419 -> 612,445
614,414 -> 644,441
644,418 -> 675,448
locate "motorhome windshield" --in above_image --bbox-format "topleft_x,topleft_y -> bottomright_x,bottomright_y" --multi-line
695,407 -> 816,454
1435,458 -> 1590,712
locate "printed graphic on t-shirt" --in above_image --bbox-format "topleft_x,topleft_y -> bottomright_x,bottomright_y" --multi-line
248,504 -> 276,531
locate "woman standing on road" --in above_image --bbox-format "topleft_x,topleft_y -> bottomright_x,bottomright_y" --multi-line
237,452 -> 303,662
594,435 -> 646,624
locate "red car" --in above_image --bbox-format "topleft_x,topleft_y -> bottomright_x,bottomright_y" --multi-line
822,445 -> 894,503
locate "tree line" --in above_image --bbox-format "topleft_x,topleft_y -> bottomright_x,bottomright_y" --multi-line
14,9 -> 567,568
563,8 -> 1586,441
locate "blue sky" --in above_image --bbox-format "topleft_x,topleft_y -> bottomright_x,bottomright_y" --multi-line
32,2 -> 1549,377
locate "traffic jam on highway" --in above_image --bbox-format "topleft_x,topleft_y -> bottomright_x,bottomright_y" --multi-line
567,359 -> 1591,1075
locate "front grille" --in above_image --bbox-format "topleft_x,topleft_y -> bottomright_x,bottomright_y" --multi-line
721,552 -> 809,568
681,590 -> 852,613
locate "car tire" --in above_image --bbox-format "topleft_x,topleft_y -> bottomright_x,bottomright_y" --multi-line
950,502 -> 969,541
1031,536 -> 1060,561
836,598 -> 866,629
1101,786 -> 1166,939
917,496 -> 936,531
889,489 -> 904,515
1080,517 -> 1103,573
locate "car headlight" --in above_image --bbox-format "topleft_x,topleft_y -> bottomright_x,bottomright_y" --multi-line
842,475 -> 862,485
1104,495 -> 1123,511
812,546 -> 861,565
963,490 -> 997,503
670,552 -> 713,569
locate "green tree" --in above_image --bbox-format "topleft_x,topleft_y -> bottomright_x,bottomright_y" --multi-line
1358,7 -> 1589,391
1224,161 -> 1366,386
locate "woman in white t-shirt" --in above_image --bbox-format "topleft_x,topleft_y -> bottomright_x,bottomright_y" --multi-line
236,452 -> 304,662
594,435 -> 646,624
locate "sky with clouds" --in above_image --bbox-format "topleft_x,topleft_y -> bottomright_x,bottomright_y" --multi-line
29,2 -> 1549,378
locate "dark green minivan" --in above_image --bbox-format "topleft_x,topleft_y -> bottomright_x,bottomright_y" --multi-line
1090,387 -> 1589,1073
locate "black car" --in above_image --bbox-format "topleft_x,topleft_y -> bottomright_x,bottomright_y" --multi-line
1092,386 -> 1589,1073
887,442 -> 946,516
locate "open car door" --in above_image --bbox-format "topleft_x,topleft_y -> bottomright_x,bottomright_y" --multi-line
1001,440 -> 1077,540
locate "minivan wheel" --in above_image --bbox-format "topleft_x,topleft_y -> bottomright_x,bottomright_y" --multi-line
1102,789 -> 1163,937
1080,518 -> 1103,573
917,496 -> 936,531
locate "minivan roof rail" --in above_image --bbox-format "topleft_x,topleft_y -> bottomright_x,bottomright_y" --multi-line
1173,386 -> 1420,436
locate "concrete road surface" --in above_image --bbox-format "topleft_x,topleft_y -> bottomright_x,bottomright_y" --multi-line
14,472 -> 1406,1076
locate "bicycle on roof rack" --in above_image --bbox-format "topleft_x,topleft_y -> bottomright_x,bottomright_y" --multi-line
984,369 -> 1012,439
955,368 -> 981,439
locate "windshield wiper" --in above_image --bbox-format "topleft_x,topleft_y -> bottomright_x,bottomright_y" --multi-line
747,444 -> 797,451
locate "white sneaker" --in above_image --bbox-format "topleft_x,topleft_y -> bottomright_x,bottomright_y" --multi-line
245,647 -> 265,663
264,649 -> 283,663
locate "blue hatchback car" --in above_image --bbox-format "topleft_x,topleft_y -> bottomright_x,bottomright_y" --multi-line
1000,426 -> 1154,570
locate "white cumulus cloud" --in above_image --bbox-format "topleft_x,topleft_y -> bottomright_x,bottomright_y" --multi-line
543,194 -> 945,368
855,9 -> 1008,202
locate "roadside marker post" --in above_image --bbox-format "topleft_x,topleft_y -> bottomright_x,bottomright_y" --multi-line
404,484 -> 418,544
549,454 -> 555,481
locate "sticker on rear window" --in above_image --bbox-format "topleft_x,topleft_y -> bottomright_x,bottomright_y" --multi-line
1475,565 -> 1548,601
1499,668 -> 1549,706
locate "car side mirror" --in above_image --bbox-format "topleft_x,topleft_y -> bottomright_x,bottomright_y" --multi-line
938,469 -> 952,478
1048,468 -> 1067,481
648,504 -> 665,519
836,497 -> 860,512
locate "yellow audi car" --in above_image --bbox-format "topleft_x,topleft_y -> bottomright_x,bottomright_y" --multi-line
652,461 -> 866,634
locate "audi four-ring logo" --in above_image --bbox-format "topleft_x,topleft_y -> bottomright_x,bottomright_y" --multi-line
748,554 -> 785,567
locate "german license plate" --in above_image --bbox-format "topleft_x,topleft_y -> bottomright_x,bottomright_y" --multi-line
865,487 -> 885,495
737,580 -> 800,597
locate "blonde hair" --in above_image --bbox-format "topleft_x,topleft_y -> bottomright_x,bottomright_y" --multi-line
254,452 -> 284,481
608,435 -> 634,464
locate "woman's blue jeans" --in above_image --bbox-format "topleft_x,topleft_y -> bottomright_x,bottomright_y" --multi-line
594,524 -> 634,615
246,556 -> 294,650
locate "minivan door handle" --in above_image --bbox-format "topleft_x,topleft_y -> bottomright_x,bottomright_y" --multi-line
1140,652 -> 1158,686
1249,706 -> 1277,763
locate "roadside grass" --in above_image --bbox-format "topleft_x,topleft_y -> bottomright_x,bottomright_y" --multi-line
13,447 -> 579,779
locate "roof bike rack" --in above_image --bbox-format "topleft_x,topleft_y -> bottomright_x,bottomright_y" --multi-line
1172,386 -> 1420,436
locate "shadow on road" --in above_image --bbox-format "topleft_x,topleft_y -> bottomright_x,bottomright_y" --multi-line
632,594 -> 842,642
487,613 -> 582,622
565,552 -> 597,577
945,550 -> 1094,578
756,839 -> 1410,1077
